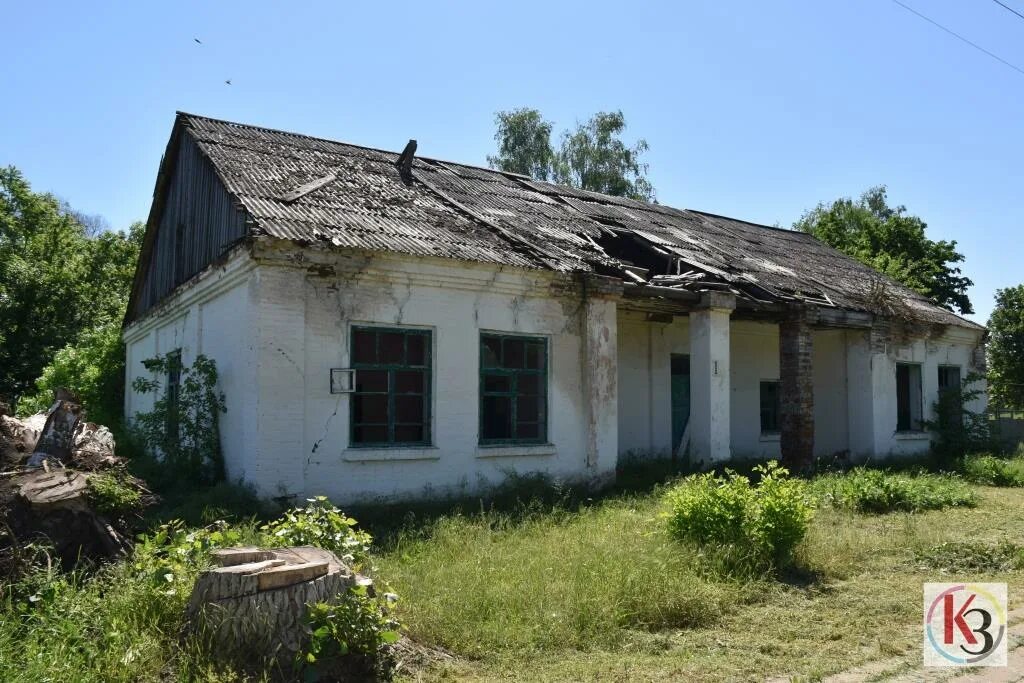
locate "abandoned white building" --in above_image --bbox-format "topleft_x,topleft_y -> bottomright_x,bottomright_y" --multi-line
123,113 -> 986,502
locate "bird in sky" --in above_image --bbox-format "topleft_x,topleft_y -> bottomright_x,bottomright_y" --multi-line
193,37 -> 202,44
225,79 -> 232,85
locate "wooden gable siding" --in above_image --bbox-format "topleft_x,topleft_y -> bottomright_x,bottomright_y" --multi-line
134,130 -> 248,318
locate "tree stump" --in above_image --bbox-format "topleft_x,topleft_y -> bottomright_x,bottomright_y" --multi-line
185,546 -> 366,662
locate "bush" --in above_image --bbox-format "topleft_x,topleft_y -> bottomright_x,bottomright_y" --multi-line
818,468 -> 976,513
297,587 -> 400,681
16,322 -> 126,428
261,496 -> 372,569
663,462 -> 815,563
960,454 -> 1024,487
86,471 -> 142,516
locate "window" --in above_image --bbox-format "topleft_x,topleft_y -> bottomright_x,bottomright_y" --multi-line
350,326 -> 431,447
760,380 -> 780,434
896,363 -> 923,432
480,333 -> 547,444
938,365 -> 963,427
165,349 -> 182,443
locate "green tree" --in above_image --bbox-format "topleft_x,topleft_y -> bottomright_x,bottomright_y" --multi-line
0,166 -> 142,412
488,108 -> 655,201
16,322 -> 127,427
556,111 -> 655,202
486,108 -> 557,181
988,285 -> 1024,409
794,186 -> 972,314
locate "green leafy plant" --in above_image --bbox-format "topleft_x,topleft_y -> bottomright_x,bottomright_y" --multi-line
663,461 -> 814,563
817,468 -> 976,513
132,519 -> 243,592
261,496 -> 372,568
960,454 -> 1024,487
86,471 -> 142,516
297,586 -> 400,682
131,353 -> 226,484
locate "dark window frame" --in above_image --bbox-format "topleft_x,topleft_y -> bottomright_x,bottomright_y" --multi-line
165,349 -> 183,444
937,364 -> 963,428
896,362 -> 924,432
479,333 -> 548,445
349,325 -> 432,448
759,379 -> 781,435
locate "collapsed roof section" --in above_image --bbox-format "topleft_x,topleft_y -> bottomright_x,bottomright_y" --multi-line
134,112 -> 980,331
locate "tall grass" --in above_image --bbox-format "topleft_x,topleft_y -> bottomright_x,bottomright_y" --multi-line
811,468 -> 976,513
960,454 -> 1024,487
375,496 -> 759,656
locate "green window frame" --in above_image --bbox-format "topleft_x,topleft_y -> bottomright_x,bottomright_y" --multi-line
350,326 -> 432,447
479,333 -> 547,445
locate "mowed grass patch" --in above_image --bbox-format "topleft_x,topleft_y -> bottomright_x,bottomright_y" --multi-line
381,484 -> 1024,682
375,496 -> 760,657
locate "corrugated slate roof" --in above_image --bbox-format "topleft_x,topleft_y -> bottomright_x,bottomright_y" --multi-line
177,112 -> 980,330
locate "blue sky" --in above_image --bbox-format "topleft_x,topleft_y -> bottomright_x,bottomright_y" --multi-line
3,0 -> 1021,323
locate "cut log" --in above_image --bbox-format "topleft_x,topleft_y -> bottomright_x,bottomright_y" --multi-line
185,546 -> 360,661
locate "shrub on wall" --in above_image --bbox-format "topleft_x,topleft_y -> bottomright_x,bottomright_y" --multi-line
663,462 -> 815,564
929,372 -> 998,462
131,353 -> 226,484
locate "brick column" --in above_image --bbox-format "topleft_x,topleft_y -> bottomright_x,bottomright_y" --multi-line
779,306 -> 815,471
689,292 -> 735,467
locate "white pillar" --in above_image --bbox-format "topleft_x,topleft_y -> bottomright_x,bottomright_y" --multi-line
580,277 -> 620,481
845,326 -> 896,459
689,292 -> 735,466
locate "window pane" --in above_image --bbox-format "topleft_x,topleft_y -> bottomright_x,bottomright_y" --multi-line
515,422 -> 539,439
395,395 -> 424,423
482,396 -> 512,439
504,338 -> 525,369
355,369 -> 388,393
484,374 -> 511,393
354,394 -> 388,424
380,332 -> 405,364
525,342 -> 545,370
759,381 -> 779,433
481,336 -> 502,368
517,395 -> 540,422
517,374 -> 539,396
352,330 -> 376,364
406,334 -> 426,366
394,425 -> 424,443
395,370 -> 424,394
353,425 -> 387,443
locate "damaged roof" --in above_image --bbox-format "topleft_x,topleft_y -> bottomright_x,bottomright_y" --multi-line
167,112 -> 980,330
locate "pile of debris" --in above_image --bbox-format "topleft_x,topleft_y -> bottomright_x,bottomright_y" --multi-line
1,393 -> 146,574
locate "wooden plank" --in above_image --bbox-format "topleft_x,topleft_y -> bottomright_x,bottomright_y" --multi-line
255,561 -> 329,591
212,559 -> 286,575
279,174 -> 337,203
212,547 -> 277,567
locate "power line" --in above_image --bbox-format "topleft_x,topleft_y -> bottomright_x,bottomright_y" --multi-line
991,0 -> 1024,23
889,0 -> 1024,78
